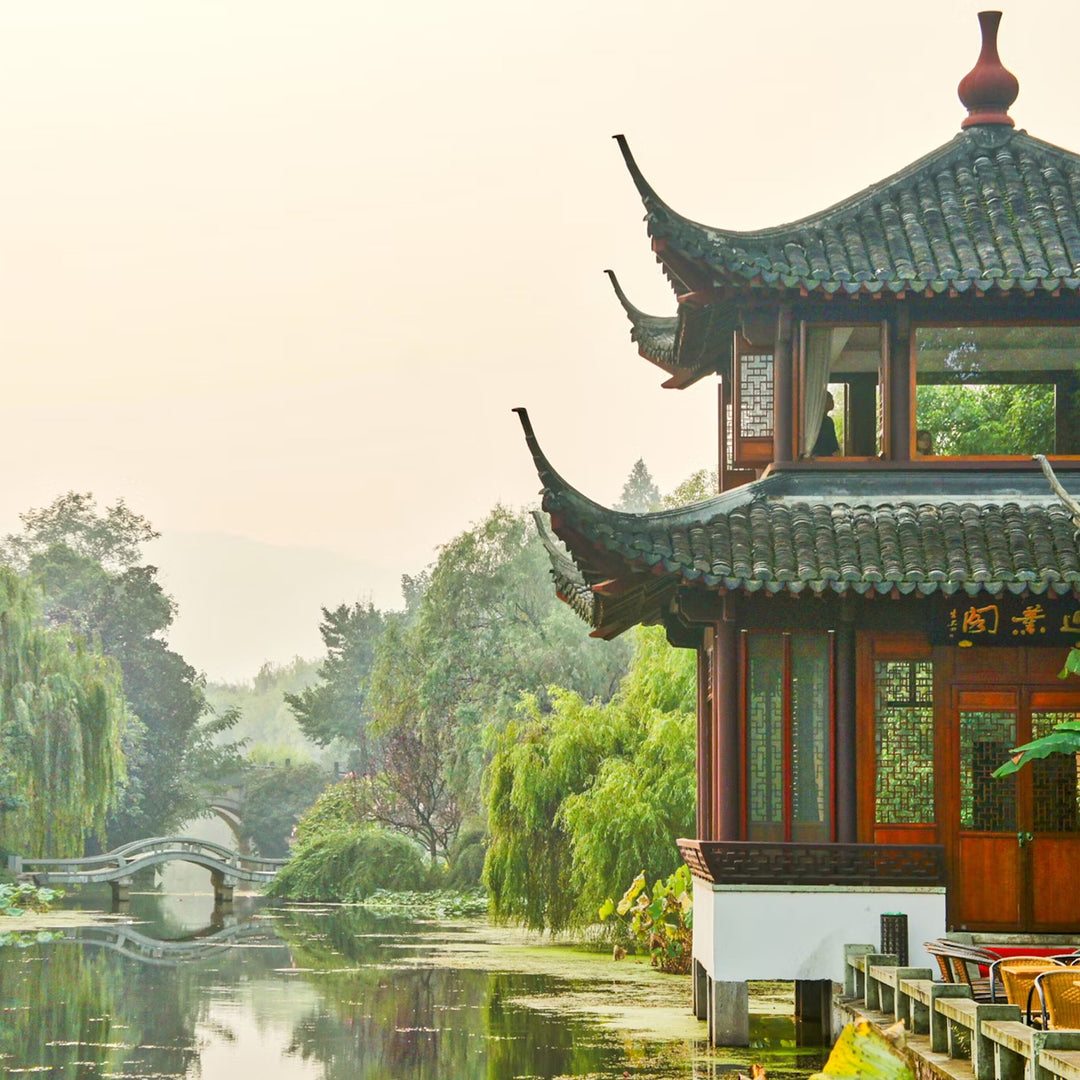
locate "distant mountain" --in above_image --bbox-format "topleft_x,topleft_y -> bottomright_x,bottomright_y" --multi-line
151,531 -> 402,682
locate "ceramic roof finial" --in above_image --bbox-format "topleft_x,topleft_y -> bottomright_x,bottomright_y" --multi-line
958,11 -> 1018,129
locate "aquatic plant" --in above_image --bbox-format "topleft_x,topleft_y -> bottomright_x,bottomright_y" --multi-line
0,881 -> 63,916
598,865 -> 693,974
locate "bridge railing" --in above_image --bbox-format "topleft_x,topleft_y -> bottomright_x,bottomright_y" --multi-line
13,836 -> 287,882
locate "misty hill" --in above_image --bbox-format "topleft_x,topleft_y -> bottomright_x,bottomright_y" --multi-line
153,531 -> 402,682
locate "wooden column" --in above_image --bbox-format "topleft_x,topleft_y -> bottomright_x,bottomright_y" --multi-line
696,636 -> 714,840
773,306 -> 794,464
835,618 -> 858,843
713,613 -> 741,841
889,308 -> 911,462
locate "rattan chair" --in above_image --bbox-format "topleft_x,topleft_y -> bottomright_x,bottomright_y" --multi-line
993,958 -> 1063,1019
1034,969 -> 1080,1029
923,940 -> 1001,1001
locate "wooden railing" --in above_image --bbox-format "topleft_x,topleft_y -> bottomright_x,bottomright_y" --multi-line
679,839 -> 947,887
844,946 -> 1080,1080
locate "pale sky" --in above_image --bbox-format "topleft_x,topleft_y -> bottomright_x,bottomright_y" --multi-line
2,1 -> 1077,678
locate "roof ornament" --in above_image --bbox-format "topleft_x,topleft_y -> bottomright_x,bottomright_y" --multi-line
958,11 -> 1018,129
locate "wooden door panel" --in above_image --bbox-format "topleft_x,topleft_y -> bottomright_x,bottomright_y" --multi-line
957,835 -> 1021,928
1031,838 -> 1080,929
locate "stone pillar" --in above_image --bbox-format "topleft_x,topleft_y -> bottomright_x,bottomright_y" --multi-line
794,979 -> 834,1047
211,870 -> 237,906
694,960 -> 708,1021
110,878 -> 132,911
709,978 -> 750,1047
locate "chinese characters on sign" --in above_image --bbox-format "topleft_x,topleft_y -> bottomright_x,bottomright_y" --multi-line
932,596 -> 1080,647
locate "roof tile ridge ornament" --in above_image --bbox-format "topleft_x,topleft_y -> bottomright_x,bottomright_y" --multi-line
958,11 -> 1018,130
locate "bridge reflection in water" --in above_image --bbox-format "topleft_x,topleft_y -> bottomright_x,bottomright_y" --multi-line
7,836 -> 287,910
59,917 -> 272,966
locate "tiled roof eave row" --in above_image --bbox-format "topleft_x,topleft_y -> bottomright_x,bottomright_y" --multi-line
707,269 -> 1080,296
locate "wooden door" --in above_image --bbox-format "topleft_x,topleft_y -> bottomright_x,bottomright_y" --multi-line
1027,692 -> 1080,931
951,687 -> 1080,931
953,689 -> 1022,930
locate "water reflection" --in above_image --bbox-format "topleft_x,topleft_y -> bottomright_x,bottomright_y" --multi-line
0,896 -> 827,1079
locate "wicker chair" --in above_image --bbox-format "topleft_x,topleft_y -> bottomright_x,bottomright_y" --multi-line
993,958 -> 1063,1020
1034,969 -> 1080,1029
923,940 -> 1001,1001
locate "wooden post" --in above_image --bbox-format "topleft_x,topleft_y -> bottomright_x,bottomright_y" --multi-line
835,618 -> 857,843
697,635 -> 714,840
774,306 -> 794,464
714,611 -> 741,841
889,308 -> 911,462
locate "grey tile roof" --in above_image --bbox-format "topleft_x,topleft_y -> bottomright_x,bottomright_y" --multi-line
618,126 -> 1080,298
604,271 -> 677,371
515,409 -> 1080,633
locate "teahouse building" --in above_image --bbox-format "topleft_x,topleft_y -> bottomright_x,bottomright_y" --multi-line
518,12 -> 1080,1045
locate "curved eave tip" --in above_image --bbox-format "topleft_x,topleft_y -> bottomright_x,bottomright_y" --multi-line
611,133 -> 663,207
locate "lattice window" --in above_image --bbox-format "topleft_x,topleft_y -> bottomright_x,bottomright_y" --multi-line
792,636 -> 830,839
732,335 -> 775,467
1032,712 -> 1080,834
739,353 -> 774,437
747,636 -> 783,840
874,661 -> 935,824
959,710 -> 1017,831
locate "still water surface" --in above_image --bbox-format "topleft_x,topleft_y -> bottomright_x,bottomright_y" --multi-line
0,884 -> 827,1079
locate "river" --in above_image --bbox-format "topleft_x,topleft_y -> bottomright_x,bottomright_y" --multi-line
0,856 -> 828,1078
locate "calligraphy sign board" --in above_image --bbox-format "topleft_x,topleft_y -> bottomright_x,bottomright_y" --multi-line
930,595 -> 1080,647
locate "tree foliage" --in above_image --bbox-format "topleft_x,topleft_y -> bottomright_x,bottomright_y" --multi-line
0,567 -> 128,856
916,383 -> 1056,456
615,459 -> 661,513
483,626 -> 696,932
285,603 -> 385,760
2,493 -> 242,844
239,761 -> 329,858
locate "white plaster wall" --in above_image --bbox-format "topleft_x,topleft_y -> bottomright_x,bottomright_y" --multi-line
692,883 -> 946,984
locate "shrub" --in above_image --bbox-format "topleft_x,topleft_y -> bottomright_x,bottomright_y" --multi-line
267,824 -> 427,901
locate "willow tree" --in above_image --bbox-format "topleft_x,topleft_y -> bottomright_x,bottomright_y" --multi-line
0,567 -> 128,856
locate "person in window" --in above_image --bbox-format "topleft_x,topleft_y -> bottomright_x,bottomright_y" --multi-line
812,391 -> 840,456
916,429 -> 934,456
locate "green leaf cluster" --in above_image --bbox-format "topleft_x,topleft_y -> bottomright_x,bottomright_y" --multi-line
598,864 -> 693,973
2,493 -> 244,844
0,881 -> 63,916
483,626 -> 696,932
0,566 -> 128,856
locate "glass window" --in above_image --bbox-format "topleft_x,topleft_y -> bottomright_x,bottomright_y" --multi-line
746,633 -> 832,842
801,324 -> 886,458
914,325 -> 1080,457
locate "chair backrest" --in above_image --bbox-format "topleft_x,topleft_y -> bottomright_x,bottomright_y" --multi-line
923,940 -> 1000,988
994,958 -> 1062,1010
1035,970 -> 1080,1029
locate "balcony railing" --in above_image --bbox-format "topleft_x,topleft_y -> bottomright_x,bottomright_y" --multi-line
678,839 -> 947,888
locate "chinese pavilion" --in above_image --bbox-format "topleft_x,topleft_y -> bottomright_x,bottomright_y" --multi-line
518,12 -> 1080,1045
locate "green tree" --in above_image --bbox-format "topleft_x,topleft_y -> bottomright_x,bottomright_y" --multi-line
615,459 -> 661,512
0,567 -> 128,856
284,603 -> 386,768
2,493 -> 243,843
483,626 -> 695,932
239,760 -> 329,858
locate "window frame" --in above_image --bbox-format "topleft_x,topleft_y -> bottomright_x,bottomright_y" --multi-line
796,319 -> 890,460
909,319 -> 1080,462
740,629 -> 837,843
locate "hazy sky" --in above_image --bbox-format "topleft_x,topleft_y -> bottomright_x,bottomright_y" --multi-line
3,1 -> 1077,676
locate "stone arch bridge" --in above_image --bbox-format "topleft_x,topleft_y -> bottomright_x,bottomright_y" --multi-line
8,836 -> 287,907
